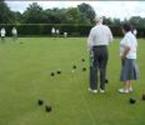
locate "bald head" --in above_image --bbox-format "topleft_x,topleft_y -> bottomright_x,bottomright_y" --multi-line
94,16 -> 103,24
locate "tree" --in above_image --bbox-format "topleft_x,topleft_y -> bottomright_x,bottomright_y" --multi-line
103,16 -> 113,25
77,3 -> 96,25
129,16 -> 145,28
44,8 -> 67,24
12,11 -> 23,24
23,2 -> 44,23
64,8 -> 81,24
112,18 -> 121,26
0,0 -> 15,24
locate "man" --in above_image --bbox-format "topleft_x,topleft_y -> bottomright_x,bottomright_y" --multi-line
0,27 -> 6,42
51,27 -> 55,37
87,16 -> 113,94
11,27 -> 18,41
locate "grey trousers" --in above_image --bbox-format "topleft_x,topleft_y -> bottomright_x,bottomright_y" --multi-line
89,46 -> 108,90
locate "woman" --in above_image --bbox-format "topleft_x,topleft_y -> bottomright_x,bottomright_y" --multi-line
118,23 -> 139,94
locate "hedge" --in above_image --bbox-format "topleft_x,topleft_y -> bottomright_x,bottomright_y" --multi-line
0,24 -> 145,37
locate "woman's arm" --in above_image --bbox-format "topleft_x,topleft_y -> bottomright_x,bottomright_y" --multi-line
121,46 -> 130,59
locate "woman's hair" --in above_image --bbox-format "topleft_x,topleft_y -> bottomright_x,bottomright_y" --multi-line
122,23 -> 132,32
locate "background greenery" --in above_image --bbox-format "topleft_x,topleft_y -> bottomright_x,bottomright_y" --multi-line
1,0 -> 145,37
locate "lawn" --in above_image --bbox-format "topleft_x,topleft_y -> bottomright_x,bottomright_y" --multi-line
0,37 -> 145,125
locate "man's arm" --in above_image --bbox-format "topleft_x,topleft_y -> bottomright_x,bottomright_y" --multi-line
87,29 -> 94,52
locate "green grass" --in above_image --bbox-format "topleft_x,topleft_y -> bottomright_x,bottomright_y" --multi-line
0,37 -> 145,125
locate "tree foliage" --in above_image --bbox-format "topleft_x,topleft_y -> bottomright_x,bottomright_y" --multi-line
0,1 -> 145,29
0,0 -> 15,24
23,3 -> 44,23
78,3 -> 96,24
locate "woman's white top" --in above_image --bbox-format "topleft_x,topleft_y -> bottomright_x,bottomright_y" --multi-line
120,31 -> 137,59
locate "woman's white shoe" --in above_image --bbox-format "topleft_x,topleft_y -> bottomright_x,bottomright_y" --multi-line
118,88 -> 129,94
100,89 -> 105,93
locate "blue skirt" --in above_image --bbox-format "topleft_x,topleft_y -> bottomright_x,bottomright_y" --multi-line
120,58 -> 139,81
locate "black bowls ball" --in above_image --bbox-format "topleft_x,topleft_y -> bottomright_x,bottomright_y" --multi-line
38,99 -> 43,106
57,69 -> 61,74
142,94 -> 145,101
50,72 -> 55,77
82,67 -> 87,72
129,97 -> 136,104
73,65 -> 77,69
105,79 -> 109,84
45,105 -> 52,112
81,58 -> 85,62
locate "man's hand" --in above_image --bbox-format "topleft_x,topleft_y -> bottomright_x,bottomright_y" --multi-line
121,55 -> 126,60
